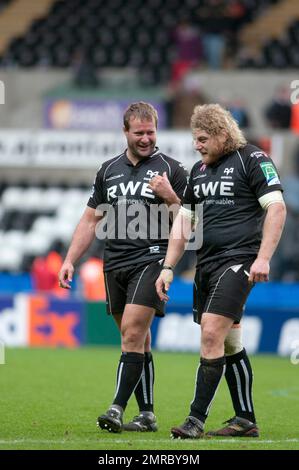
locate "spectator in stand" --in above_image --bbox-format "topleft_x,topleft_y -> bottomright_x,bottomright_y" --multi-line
72,47 -> 98,89
197,0 -> 229,69
31,251 -> 67,297
80,257 -> 106,301
291,102 -> 299,135
171,18 -> 203,85
272,146 -> 299,281
226,0 -> 247,32
224,0 -> 247,63
227,97 -> 251,129
264,86 -> 292,129
168,74 -> 208,128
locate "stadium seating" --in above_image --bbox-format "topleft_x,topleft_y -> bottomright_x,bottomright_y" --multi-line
239,17 -> 299,68
0,183 -> 91,272
0,0 -> 283,81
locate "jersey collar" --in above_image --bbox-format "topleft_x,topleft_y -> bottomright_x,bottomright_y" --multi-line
124,147 -> 160,166
207,150 -> 235,168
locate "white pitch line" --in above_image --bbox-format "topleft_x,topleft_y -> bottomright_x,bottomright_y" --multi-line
0,438 -> 299,445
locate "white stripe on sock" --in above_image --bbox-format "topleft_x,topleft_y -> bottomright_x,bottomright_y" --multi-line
149,361 -> 154,405
114,362 -> 124,399
232,363 -> 246,411
141,369 -> 148,404
190,363 -> 200,408
240,359 -> 252,412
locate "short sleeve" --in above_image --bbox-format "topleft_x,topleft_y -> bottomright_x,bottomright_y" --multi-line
87,165 -> 105,208
244,147 -> 283,198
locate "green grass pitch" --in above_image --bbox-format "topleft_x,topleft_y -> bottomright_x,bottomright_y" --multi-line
0,347 -> 298,450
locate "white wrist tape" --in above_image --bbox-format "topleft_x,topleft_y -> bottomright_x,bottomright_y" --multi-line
179,206 -> 199,225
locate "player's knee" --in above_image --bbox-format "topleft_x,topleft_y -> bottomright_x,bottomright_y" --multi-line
201,328 -> 221,353
224,326 -> 243,356
122,330 -> 143,350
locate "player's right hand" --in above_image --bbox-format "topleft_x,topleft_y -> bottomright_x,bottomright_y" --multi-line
155,268 -> 174,301
149,172 -> 174,201
58,262 -> 74,289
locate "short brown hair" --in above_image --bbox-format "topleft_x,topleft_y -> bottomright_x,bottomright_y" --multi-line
123,102 -> 158,130
191,104 -> 247,153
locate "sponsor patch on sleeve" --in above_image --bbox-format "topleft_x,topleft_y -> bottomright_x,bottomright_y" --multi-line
260,162 -> 280,186
250,150 -> 269,159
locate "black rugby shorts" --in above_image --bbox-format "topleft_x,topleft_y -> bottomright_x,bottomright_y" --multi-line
104,259 -> 165,317
193,256 -> 256,324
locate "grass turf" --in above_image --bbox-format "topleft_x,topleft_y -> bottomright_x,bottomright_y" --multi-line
0,347 -> 298,450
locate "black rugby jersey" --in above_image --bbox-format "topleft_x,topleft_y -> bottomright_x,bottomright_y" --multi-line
182,144 -> 283,266
88,148 -> 188,271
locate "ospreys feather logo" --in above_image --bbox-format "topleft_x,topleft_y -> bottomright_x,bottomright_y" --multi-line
260,162 -> 280,186
146,170 -> 159,178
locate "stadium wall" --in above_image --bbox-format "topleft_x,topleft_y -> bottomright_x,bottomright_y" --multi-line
0,129 -> 297,184
0,69 -> 298,132
0,283 -> 299,356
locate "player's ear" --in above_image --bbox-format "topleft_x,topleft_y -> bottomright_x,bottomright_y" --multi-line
219,130 -> 228,145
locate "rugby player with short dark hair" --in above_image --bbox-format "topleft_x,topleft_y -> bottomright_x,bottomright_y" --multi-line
156,103 -> 286,439
59,102 -> 188,433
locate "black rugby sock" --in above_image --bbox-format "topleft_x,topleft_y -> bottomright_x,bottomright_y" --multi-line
112,352 -> 144,410
134,352 -> 155,412
225,348 -> 256,423
190,356 -> 226,423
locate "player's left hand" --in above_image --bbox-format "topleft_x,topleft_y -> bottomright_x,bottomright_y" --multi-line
248,258 -> 270,283
148,172 -> 175,201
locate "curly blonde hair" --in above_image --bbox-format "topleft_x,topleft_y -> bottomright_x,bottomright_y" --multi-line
190,104 -> 247,153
